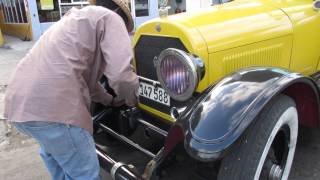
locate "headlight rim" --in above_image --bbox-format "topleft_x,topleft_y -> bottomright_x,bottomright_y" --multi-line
155,48 -> 199,101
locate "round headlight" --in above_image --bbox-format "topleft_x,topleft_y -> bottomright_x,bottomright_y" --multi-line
155,48 -> 203,101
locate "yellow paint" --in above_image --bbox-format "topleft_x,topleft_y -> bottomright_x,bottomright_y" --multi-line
138,103 -> 176,123
133,0 -> 320,121
264,0 -> 320,75
181,0 -> 293,53
0,28 -> 4,46
134,19 -> 209,93
134,0 -> 293,90
1,24 -> 32,41
209,35 -> 293,83
0,10 -> 32,40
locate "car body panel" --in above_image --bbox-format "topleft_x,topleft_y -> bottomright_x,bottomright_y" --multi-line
266,0 -> 320,75
133,0 -> 320,125
134,0 -> 295,89
134,22 -> 208,121
189,0 -> 293,53
173,68 -> 319,161
139,103 -> 175,122
133,19 -> 209,93
209,35 -> 293,84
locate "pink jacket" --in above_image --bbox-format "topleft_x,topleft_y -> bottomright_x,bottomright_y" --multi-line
4,6 -> 139,134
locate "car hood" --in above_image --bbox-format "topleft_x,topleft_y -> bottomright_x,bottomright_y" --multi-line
135,0 -> 293,54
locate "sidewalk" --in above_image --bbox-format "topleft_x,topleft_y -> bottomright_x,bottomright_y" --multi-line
0,35 -> 34,121
0,36 -> 49,180
0,36 -> 34,86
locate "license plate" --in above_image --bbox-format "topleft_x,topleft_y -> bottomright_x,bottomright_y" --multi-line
139,82 -> 170,106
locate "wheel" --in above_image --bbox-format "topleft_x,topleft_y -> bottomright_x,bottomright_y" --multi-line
218,95 -> 298,180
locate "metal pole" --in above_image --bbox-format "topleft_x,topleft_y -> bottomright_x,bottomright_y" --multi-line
1,0 -> 7,22
137,118 -> 168,137
7,0 -> 16,22
3,0 -> 11,23
13,0 -> 20,23
16,0 -> 24,23
58,0 -> 62,19
97,122 -> 156,158
0,1 -> 7,22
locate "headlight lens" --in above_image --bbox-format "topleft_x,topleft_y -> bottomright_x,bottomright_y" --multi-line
155,48 -> 203,101
160,55 -> 190,94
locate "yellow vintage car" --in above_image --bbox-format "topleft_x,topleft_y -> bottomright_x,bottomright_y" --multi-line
93,0 -> 320,179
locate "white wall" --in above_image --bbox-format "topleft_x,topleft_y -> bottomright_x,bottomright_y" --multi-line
200,0 -> 212,8
186,0 -> 201,12
168,0 -> 186,14
186,0 -> 212,12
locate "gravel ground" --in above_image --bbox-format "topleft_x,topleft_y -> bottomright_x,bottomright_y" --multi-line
0,35 -> 320,180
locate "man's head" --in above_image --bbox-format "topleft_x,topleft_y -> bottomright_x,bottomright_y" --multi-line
89,0 -> 134,32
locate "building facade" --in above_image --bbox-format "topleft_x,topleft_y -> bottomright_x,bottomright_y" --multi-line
0,0 -> 215,41
0,0 -> 32,40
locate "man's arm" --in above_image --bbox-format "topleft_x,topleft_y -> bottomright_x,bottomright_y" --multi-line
90,82 -> 113,106
98,12 -> 139,106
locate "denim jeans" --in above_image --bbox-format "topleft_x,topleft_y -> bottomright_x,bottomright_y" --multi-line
13,121 -> 100,180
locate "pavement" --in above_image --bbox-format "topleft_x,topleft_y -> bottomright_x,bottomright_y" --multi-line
0,36 -> 50,180
1,35 -> 320,180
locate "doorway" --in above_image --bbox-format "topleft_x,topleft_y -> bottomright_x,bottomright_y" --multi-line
28,0 -> 88,40
131,0 -> 158,28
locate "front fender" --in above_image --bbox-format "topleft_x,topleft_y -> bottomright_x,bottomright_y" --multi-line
175,67 -> 319,161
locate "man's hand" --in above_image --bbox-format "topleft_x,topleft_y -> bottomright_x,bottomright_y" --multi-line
111,97 -> 125,107
125,94 -> 138,107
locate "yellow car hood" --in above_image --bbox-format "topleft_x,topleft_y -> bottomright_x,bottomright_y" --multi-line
134,0 -> 293,54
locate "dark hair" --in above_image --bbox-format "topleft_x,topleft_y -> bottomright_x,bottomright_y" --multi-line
96,0 -> 128,24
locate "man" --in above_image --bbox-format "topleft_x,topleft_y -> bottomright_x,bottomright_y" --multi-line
4,0 -> 138,179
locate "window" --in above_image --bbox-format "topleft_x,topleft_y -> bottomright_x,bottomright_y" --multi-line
135,0 -> 149,17
37,0 -> 60,22
0,0 -> 28,23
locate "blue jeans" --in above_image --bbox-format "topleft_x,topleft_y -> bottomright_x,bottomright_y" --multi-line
13,121 -> 100,180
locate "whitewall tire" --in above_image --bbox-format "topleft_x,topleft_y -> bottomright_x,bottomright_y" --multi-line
218,95 -> 298,180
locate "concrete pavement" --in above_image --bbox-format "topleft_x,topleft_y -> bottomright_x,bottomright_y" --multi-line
0,35 -> 50,180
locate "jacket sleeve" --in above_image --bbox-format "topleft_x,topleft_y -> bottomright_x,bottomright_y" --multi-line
90,82 -> 113,106
98,12 -> 139,106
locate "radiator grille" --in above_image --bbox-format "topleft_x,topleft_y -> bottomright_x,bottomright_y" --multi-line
135,36 -> 188,80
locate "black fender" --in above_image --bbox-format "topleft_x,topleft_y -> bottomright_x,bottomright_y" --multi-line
167,67 -> 320,161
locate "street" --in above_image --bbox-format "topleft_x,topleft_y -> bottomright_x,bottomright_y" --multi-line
0,36 -> 320,180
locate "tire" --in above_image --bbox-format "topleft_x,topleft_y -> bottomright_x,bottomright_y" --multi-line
218,95 -> 298,180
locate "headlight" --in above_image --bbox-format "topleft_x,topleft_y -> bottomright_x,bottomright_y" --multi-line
155,48 -> 205,101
